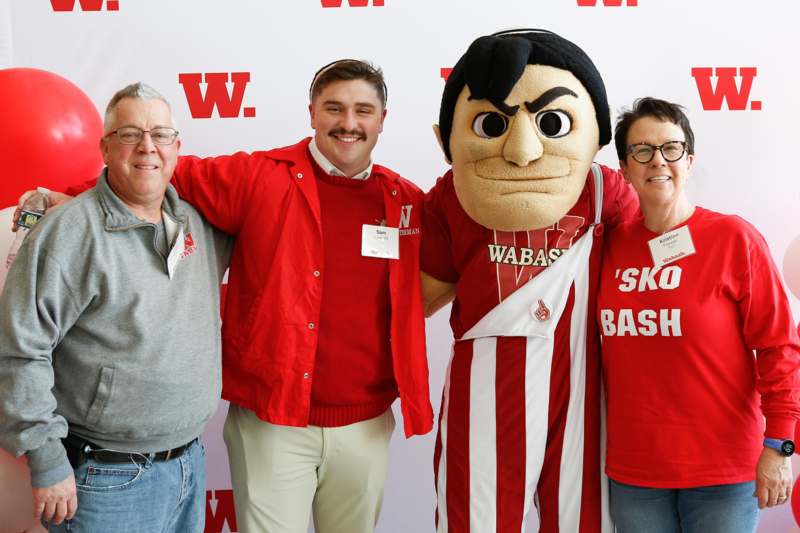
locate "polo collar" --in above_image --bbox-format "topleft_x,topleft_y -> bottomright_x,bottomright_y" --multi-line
96,168 -> 187,231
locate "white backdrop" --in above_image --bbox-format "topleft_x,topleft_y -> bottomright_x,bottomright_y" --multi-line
2,0 -> 800,532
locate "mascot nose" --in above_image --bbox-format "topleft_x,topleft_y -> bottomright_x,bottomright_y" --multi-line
502,113 -> 543,166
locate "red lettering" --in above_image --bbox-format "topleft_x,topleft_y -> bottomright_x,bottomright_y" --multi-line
576,0 -> 637,5
205,489 -> 238,532
50,0 -> 116,11
440,68 -> 453,82
321,0 -> 384,7
692,67 -> 760,111
178,72 -> 255,119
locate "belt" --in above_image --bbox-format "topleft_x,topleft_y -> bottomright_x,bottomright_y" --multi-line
62,433 -> 195,467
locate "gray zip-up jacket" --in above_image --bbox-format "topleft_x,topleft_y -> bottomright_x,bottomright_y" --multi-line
0,171 -> 230,487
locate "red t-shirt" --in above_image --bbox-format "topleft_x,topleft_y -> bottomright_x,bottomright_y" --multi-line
598,207 -> 800,487
422,165 -> 638,336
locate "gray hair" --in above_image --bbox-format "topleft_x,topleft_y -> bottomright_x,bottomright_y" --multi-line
103,82 -> 176,133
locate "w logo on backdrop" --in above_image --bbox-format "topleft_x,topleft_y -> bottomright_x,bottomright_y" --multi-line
50,0 -> 118,11
178,73 -> 256,119
576,0 -> 637,5
692,67 -> 762,111
206,489 -> 237,532
321,0 -> 384,6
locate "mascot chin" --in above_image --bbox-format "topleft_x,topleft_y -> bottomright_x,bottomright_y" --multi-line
421,29 -> 639,532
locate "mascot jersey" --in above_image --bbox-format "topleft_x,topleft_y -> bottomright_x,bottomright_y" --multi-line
422,164 -> 638,533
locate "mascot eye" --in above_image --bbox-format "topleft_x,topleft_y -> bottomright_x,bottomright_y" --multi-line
472,112 -> 508,138
535,110 -> 572,138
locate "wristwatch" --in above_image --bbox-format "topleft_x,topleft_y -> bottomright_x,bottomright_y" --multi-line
763,438 -> 796,456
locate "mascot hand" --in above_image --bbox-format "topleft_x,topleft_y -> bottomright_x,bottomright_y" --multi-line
421,271 -> 456,317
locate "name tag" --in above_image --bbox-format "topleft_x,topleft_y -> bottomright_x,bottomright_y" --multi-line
361,224 -> 399,260
167,227 -> 186,279
648,225 -> 695,269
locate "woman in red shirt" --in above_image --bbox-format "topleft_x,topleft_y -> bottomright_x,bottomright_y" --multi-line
597,97 -> 800,532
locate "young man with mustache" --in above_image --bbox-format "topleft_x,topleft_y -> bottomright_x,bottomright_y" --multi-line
158,59 -> 434,533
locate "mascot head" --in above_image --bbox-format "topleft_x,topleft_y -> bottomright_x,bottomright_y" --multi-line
436,29 -> 610,231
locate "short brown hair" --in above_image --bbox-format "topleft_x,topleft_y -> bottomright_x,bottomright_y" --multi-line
614,97 -> 695,161
309,59 -> 387,107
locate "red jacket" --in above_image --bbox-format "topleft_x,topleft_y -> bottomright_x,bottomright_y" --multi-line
174,139 -> 433,437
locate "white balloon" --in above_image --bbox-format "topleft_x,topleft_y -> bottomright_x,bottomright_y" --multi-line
0,206 -> 17,295
0,207 -> 47,533
0,208 -> 47,533
783,234 -> 800,301
0,449 -> 45,533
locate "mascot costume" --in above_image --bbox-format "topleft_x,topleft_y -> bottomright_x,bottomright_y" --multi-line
421,29 -> 639,532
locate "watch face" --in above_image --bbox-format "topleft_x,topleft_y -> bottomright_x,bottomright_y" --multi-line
781,440 -> 796,456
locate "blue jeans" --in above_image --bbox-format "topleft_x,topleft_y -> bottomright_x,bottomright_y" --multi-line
609,478 -> 759,533
47,439 -> 206,533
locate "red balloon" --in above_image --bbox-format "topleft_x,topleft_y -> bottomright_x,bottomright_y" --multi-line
792,475 -> 800,524
0,68 -> 103,208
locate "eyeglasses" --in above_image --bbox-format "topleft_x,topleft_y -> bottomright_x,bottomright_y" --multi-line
626,141 -> 687,164
106,127 -> 179,145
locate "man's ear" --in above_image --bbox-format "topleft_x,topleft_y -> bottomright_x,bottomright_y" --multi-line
433,124 -> 451,164
379,107 -> 387,134
100,137 -> 109,165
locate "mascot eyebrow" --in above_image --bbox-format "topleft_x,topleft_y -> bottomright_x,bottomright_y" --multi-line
468,86 -> 579,117
525,87 -> 578,114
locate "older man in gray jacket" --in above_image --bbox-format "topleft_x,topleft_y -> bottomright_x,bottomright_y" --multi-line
0,83 -> 229,532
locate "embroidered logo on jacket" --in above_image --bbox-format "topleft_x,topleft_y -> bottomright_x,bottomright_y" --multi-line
399,204 -> 420,236
180,232 -> 197,260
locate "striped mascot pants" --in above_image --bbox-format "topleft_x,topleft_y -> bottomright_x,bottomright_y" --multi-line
433,292 -> 607,532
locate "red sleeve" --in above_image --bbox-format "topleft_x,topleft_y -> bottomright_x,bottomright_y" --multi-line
421,174 -> 459,283
600,165 -> 640,231
65,177 -> 97,196
173,152 -> 270,234
65,154 -> 266,234
735,219 -> 800,438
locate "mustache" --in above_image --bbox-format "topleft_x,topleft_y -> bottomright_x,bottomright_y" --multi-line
328,128 -> 366,140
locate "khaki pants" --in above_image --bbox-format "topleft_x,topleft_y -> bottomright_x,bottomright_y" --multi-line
223,404 -> 396,533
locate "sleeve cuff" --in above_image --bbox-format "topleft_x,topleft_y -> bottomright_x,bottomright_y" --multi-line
764,418 -> 797,440
26,440 -> 72,488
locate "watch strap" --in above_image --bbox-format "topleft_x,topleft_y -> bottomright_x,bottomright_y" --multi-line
764,438 -> 795,456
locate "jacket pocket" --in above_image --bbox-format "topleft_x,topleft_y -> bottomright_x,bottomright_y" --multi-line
85,366 -> 115,427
